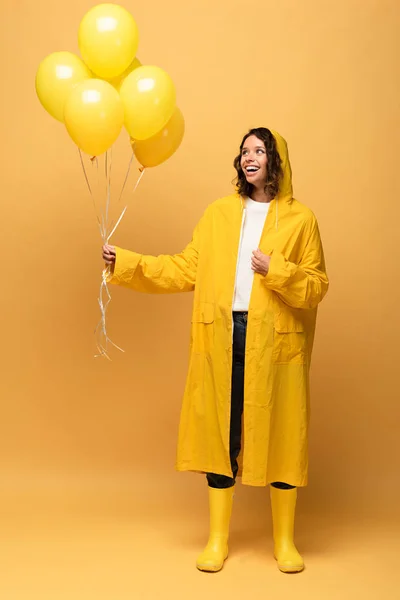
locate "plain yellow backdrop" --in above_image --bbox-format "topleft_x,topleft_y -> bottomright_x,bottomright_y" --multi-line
1,0 -> 399,560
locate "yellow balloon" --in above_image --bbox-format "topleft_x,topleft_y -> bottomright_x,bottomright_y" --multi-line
64,79 -> 124,156
35,52 -> 91,122
78,4 -> 139,79
132,107 -> 185,168
120,65 -> 176,141
109,57 -> 142,92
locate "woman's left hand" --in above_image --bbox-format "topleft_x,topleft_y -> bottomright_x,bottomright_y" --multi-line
251,249 -> 271,276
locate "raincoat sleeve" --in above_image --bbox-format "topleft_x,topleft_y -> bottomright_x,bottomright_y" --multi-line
263,216 -> 329,309
107,213 -> 205,294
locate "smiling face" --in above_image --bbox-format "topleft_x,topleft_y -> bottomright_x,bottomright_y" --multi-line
240,135 -> 268,189
234,127 -> 283,202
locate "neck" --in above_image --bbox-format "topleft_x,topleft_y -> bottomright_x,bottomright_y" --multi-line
250,186 -> 272,203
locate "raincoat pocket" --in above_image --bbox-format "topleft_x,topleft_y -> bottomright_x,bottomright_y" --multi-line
272,313 -> 306,364
190,302 -> 215,353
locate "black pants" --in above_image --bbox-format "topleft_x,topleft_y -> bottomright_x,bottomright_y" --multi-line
206,312 -> 295,491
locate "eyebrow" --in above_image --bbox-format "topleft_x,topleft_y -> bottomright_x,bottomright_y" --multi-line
242,145 -> 265,151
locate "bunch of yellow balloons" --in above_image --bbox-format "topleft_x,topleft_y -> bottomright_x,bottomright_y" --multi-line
35,3 -> 184,167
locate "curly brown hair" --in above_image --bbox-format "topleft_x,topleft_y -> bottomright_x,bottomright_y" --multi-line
233,128 -> 283,199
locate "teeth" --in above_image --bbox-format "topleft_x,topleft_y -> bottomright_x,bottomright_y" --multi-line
246,167 -> 258,172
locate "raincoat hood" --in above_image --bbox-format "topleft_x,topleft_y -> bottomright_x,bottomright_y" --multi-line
238,129 -> 294,230
270,129 -> 293,202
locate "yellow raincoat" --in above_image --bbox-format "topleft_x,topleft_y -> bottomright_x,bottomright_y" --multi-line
109,131 -> 329,487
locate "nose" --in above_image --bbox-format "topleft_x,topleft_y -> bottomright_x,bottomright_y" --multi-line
244,151 -> 256,164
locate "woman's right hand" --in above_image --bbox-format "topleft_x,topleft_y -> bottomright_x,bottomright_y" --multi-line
102,244 -> 116,267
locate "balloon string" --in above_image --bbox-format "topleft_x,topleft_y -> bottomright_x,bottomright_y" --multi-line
94,151 -> 115,360
79,149 -> 145,359
106,153 -> 134,237
105,148 -> 113,236
118,153 -> 134,203
93,156 -> 106,240
107,167 -> 145,242
94,269 -> 125,360
94,161 -> 146,360
79,149 -> 103,237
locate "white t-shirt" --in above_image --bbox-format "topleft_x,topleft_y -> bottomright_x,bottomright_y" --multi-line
232,198 -> 270,311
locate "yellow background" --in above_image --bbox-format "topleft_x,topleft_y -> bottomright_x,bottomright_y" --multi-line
1,1 -> 399,598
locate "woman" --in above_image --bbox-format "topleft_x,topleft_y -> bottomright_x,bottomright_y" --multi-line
103,128 -> 329,574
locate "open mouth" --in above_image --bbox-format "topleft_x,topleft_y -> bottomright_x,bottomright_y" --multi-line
245,166 -> 260,176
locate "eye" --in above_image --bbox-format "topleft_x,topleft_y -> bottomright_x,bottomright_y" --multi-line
256,149 -> 265,154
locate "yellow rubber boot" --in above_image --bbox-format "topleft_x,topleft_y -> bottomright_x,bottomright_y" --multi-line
196,486 -> 234,572
270,486 -> 304,573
